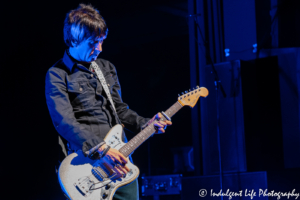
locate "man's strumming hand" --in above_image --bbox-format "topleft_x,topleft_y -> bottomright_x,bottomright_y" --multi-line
97,144 -> 130,177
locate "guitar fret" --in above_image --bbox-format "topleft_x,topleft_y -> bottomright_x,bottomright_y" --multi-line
120,101 -> 183,157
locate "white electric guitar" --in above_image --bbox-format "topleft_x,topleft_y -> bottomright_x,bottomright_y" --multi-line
58,87 -> 209,200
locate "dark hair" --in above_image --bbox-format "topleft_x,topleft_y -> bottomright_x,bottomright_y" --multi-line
63,4 -> 108,47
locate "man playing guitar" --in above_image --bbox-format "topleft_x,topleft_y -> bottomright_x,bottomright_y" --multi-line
45,4 -> 171,200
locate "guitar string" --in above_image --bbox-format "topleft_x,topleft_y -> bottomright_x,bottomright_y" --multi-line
122,117 -> 164,156
120,102 -> 182,156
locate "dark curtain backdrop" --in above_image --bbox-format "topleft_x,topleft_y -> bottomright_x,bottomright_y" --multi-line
3,0 -> 300,199
1,0 -> 191,199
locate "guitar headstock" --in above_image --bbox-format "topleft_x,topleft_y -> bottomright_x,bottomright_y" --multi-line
178,86 -> 209,108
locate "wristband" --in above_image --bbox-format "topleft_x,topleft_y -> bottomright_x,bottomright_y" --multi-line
85,141 -> 106,158
100,145 -> 111,158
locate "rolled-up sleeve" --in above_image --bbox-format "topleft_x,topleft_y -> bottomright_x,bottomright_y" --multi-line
45,68 -> 102,152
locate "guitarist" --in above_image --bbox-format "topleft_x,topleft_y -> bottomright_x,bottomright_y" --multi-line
45,4 -> 171,200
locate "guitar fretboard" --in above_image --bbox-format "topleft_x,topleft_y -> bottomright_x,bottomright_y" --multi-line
119,101 -> 183,157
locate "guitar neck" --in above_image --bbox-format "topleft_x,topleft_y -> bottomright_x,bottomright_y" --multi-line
119,101 -> 183,157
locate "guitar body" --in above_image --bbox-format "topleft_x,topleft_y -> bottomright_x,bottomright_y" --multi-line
58,124 -> 140,200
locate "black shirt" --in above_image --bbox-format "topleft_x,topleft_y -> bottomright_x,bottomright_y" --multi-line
45,51 -> 149,152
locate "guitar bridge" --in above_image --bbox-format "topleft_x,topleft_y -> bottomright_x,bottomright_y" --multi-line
74,177 -> 95,197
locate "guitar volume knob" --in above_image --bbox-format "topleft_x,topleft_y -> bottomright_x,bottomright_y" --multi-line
103,192 -> 108,199
105,184 -> 111,190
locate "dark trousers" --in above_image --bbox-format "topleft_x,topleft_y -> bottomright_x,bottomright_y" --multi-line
113,179 -> 139,200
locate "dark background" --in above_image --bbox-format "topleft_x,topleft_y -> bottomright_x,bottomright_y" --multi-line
1,0 -> 191,199
2,0 -> 300,199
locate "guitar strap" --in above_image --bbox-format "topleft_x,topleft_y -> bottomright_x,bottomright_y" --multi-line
90,61 -> 117,113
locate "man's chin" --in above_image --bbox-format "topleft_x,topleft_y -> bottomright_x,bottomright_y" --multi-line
85,57 -> 96,63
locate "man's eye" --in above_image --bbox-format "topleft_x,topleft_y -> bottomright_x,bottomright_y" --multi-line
92,40 -> 103,44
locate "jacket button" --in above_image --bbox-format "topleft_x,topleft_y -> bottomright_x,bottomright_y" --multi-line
79,88 -> 83,92
91,74 -> 94,77
107,84 -> 110,87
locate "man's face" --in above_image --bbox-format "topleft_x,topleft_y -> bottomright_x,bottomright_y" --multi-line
74,35 -> 105,63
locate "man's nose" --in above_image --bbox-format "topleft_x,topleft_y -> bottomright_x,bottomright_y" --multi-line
95,41 -> 102,52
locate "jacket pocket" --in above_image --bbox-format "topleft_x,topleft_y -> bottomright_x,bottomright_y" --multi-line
67,81 -> 83,94
67,81 -> 93,108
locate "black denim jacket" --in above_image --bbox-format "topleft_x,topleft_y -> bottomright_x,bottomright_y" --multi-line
45,51 -> 149,153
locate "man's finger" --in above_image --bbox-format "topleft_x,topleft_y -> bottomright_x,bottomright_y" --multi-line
166,120 -> 172,125
113,154 -> 127,166
158,128 -> 165,133
113,157 -> 123,165
123,165 -> 130,172
158,121 -> 167,126
109,148 -> 128,164
155,113 -> 162,119
116,165 -> 127,175
155,123 -> 164,128
112,166 -> 125,180
118,153 -> 128,164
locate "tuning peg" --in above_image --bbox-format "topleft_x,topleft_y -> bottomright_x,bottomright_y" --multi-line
178,94 -> 180,97
196,85 -> 199,88
193,87 -> 195,90
185,91 -> 188,93
189,89 -> 191,92
182,92 -> 184,95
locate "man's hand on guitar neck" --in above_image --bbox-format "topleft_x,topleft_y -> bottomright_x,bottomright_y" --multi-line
97,144 -> 130,176
150,113 -> 172,134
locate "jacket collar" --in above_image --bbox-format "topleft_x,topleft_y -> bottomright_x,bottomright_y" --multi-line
62,50 -> 77,72
62,50 -> 91,73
